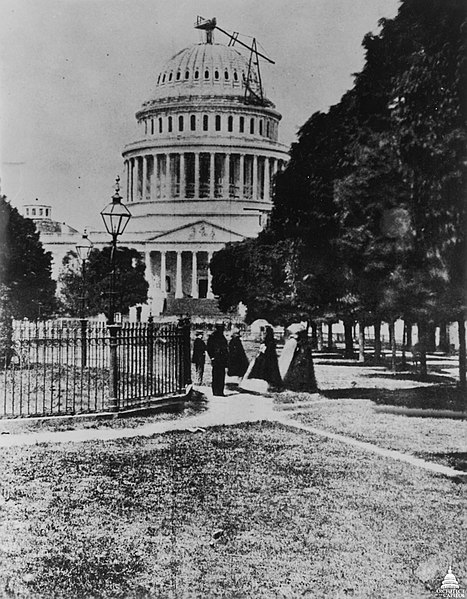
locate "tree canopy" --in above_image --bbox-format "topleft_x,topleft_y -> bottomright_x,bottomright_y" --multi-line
59,246 -> 148,319
0,196 -> 56,319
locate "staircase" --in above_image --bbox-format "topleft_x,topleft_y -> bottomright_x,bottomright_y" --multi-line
163,297 -> 227,318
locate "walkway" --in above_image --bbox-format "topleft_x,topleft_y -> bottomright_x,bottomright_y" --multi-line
0,385 -> 464,479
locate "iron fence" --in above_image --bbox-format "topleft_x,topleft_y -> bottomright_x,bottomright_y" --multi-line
0,318 -> 191,418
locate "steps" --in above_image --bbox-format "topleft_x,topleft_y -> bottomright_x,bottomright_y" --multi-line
163,297 -> 226,318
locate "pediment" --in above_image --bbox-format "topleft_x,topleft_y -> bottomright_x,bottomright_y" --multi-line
149,221 -> 245,244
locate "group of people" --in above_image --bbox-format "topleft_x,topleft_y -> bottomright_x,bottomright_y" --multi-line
191,323 -> 318,397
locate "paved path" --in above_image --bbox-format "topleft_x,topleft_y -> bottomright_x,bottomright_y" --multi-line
0,386 -> 464,479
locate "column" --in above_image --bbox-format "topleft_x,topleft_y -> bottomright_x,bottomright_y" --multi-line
239,154 -> 244,199
144,251 -> 153,307
191,252 -> 198,298
209,153 -> 215,197
223,153 -> 230,198
142,156 -> 147,201
194,153 -> 200,198
264,157 -> 270,200
180,153 -> 185,198
160,250 -> 167,297
130,158 -> 135,202
163,154 -> 169,198
175,251 -> 183,298
207,251 -> 214,299
125,161 -> 129,202
252,155 -> 258,200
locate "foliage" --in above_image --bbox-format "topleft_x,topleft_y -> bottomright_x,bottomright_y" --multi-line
59,246 -> 148,319
0,196 -> 56,319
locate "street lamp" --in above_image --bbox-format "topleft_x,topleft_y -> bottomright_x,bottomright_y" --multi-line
100,176 -> 131,324
75,230 -> 93,318
75,230 -> 93,368
100,177 -> 131,413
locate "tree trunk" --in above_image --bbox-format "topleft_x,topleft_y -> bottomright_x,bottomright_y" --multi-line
438,321 -> 450,353
344,319 -> 354,358
374,320 -> 382,362
426,323 -> 436,353
389,321 -> 397,372
406,322 -> 413,350
327,323 -> 333,349
358,321 -> 365,363
458,318 -> 466,390
310,322 -> 318,349
417,322 -> 428,379
317,323 -> 323,352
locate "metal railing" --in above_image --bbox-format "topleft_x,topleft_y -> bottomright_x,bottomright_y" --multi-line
0,318 -> 191,418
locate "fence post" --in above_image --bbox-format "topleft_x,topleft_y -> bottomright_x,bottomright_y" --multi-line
178,317 -> 192,388
107,324 -> 120,412
80,318 -> 88,368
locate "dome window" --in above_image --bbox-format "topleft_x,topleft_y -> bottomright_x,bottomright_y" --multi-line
179,116 -> 184,132
259,119 -> 263,136
233,71 -> 238,82
190,115 -> 196,131
176,71 -> 181,81
168,116 -> 173,132
266,121 -> 270,137
162,74 -> 166,83
214,70 -> 219,80
157,74 -> 161,84
224,70 -> 229,80
151,119 -> 154,135
239,116 -> 245,133
168,72 -> 173,82
215,115 -> 221,131
204,69 -> 210,79
228,115 -> 233,132
203,115 -> 209,131
250,118 -> 255,134
194,70 -> 199,80
185,70 -> 189,79
159,118 -> 163,133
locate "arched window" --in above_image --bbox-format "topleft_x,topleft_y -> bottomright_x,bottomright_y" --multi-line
159,118 -> 163,133
204,69 -> 210,79
203,115 -> 209,131
214,70 -> 219,80
215,115 -> 221,131
157,74 -> 161,84
162,74 -> 166,83
224,70 -> 229,80
190,115 -> 196,131
185,70 -> 189,79
46,209 -> 49,217
233,71 -> 238,82
228,115 -> 233,132
26,208 -> 29,215
259,119 -> 263,136
176,71 -> 181,81
168,116 -> 173,132
32,208 -> 36,216
250,117 -> 255,134
178,115 -> 184,132
266,121 -> 270,137
144,120 -> 148,134
239,116 -> 244,133
151,119 -> 154,135
194,70 -> 199,80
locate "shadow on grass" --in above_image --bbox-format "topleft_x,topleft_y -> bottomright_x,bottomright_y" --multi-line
364,372 -> 457,384
416,452 -> 467,473
322,385 -> 465,411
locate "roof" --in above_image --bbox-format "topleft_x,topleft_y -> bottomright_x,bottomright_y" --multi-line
147,42 -> 266,104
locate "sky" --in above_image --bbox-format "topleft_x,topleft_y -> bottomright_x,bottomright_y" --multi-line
0,0 -> 400,232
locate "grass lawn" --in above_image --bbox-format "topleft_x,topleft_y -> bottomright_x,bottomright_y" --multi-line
0,421 -> 465,598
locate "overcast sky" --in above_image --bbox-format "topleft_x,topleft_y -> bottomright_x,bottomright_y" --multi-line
0,0 -> 399,232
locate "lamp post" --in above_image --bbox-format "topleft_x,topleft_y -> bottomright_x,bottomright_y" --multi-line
75,230 -> 93,367
100,177 -> 131,412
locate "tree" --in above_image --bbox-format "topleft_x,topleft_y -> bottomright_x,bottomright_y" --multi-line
0,195 -> 56,320
59,246 -> 148,319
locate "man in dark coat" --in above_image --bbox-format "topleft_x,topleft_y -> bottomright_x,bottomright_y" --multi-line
207,323 -> 229,396
228,330 -> 249,379
191,331 -> 207,385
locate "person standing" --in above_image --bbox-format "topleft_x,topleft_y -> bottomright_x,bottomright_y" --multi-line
283,329 -> 318,392
228,329 -> 249,382
207,323 -> 229,396
242,326 -> 282,391
191,331 -> 207,385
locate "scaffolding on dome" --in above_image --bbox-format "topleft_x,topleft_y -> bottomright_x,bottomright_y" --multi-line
194,16 -> 274,107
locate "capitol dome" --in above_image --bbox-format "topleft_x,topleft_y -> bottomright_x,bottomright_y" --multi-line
121,20 -> 289,318
145,43 -> 266,105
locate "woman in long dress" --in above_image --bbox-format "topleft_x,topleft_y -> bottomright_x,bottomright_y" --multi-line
228,330 -> 249,382
241,326 -> 282,392
282,329 -> 318,392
